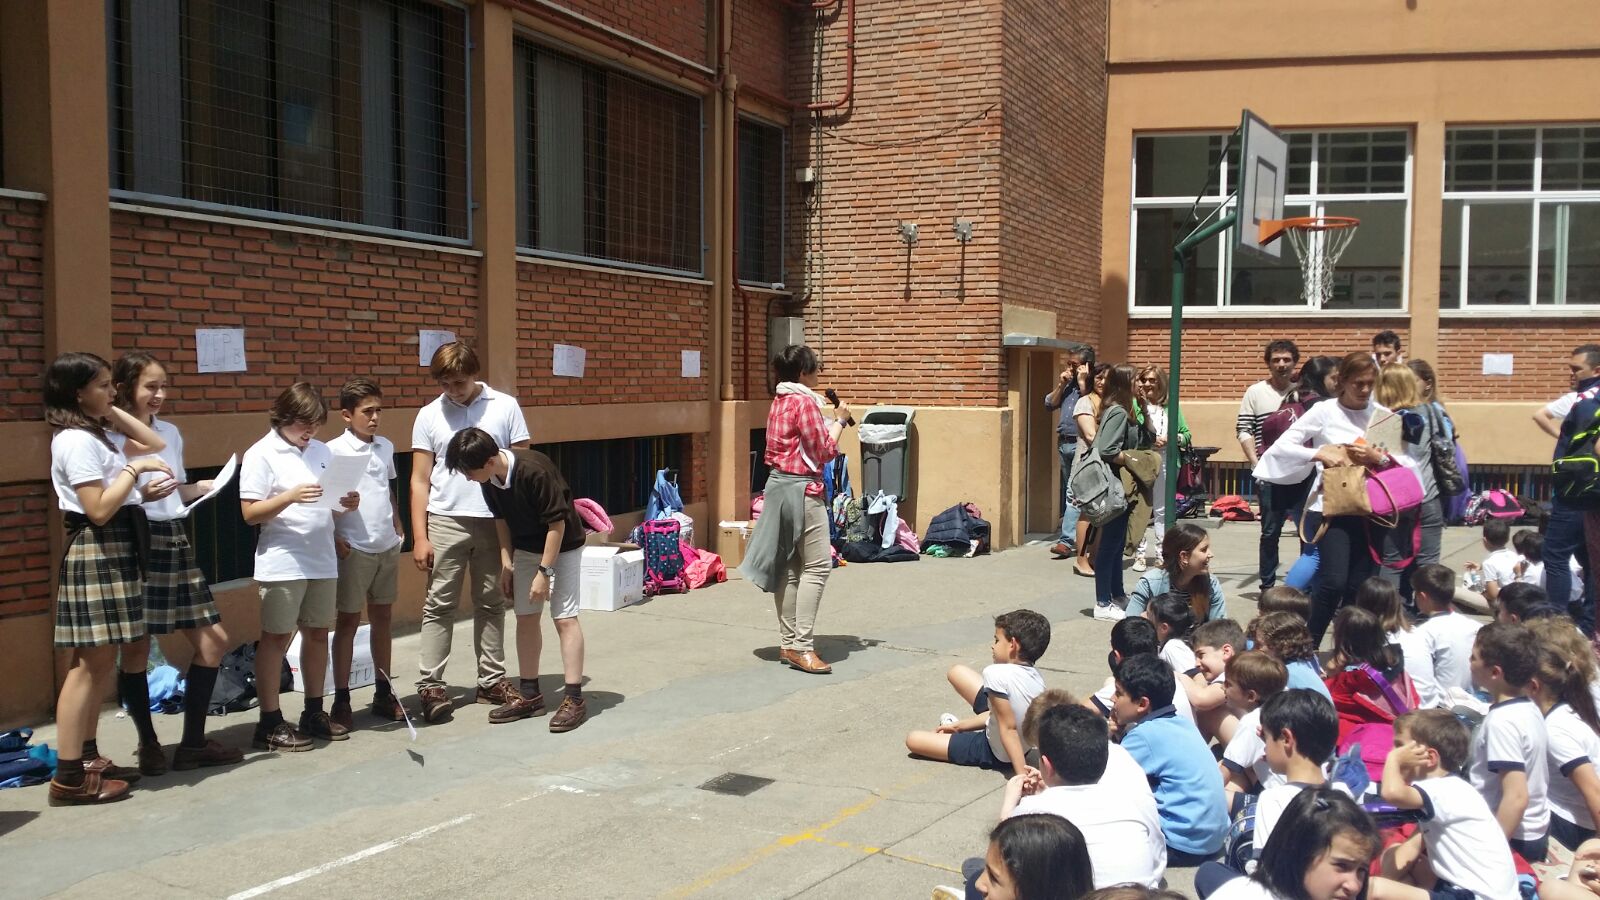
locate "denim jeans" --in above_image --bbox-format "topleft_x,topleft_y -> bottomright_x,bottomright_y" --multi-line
1308,512 -> 1376,644
1545,500 -> 1595,636
1258,477 -> 1312,588
1095,510 -> 1131,606
1058,441 -> 1080,541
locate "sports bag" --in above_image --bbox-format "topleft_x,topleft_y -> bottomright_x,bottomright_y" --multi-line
1422,404 -> 1466,498
1553,393 -> 1600,509
1463,489 -> 1524,525
641,518 -> 688,595
211,642 -> 264,715
1069,447 -> 1127,527
1209,495 -> 1256,521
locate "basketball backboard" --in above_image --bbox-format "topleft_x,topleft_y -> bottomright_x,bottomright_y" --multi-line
1236,110 -> 1288,258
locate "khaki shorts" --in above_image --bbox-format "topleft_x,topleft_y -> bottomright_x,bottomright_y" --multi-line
512,547 -> 582,619
336,545 -> 401,614
259,579 -> 338,633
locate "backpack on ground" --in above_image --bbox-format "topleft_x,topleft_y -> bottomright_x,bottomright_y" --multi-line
640,518 -> 688,596
1553,393 -> 1600,509
1210,494 -> 1256,522
920,503 -> 991,556
210,642 -> 262,715
1463,489 -> 1524,525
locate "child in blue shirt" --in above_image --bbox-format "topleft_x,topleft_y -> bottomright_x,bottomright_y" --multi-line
1113,653 -> 1229,864
1254,610 -> 1333,703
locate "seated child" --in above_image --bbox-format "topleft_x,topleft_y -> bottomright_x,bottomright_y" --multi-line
1512,529 -> 1545,587
1258,585 -> 1314,622
1414,563 -> 1483,698
1529,617 -> 1600,849
1023,688 -> 1146,792
970,814 -> 1094,900
1002,704 -> 1166,889
1220,650 -> 1290,802
1251,689 -> 1343,857
1113,653 -> 1229,865
1462,518 -> 1517,603
1203,788 -> 1381,900
1380,709 -> 1519,899
906,610 -> 1050,778
1496,582 -> 1560,625
1323,606 -> 1420,778
1469,622 -> 1551,862
1189,618 -> 1246,744
1354,576 -> 1443,710
1125,523 -> 1227,622
1142,592 -> 1199,677
1253,611 -> 1333,703
1087,616 -> 1194,724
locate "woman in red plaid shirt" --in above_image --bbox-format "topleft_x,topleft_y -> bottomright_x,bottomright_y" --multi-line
738,345 -> 852,674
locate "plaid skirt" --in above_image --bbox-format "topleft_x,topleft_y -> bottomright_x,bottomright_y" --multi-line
144,518 -> 221,633
56,509 -> 146,647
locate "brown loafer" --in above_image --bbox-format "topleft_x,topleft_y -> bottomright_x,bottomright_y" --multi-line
137,742 -> 167,776
49,772 -> 131,806
370,693 -> 409,723
780,649 -> 833,674
171,739 -> 244,771
252,721 -> 314,753
330,697 -> 355,731
548,696 -> 587,733
299,709 -> 350,742
476,680 -> 520,706
85,754 -> 142,785
489,692 -> 546,724
419,686 -> 452,723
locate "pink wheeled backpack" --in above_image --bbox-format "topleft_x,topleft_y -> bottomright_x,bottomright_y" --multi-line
641,518 -> 688,596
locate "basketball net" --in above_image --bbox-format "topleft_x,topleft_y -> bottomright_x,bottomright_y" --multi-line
1283,220 -> 1359,307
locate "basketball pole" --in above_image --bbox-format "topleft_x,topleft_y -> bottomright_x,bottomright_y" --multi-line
1165,209 -> 1237,529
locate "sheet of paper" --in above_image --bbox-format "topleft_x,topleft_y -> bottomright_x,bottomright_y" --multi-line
681,350 -> 701,378
553,344 -> 586,378
177,454 -> 237,517
418,329 -> 456,367
1364,411 -> 1405,455
195,329 -> 246,373
1482,353 -> 1513,376
314,453 -> 369,510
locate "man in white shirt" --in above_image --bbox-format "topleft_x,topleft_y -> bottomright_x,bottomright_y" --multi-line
1540,343 -> 1600,635
1532,343 -> 1600,438
1238,339 -> 1300,589
1000,704 -> 1165,889
412,343 -> 531,723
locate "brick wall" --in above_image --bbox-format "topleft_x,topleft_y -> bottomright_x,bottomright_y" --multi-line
1439,320 -> 1590,401
999,0 -> 1107,363
514,260 -> 710,404
556,0 -> 708,68
110,211 -> 481,413
0,196 -> 45,422
1127,320 -> 1410,399
732,0 -> 788,98
785,0 -> 1007,406
732,287 -> 777,401
0,482 -> 52,620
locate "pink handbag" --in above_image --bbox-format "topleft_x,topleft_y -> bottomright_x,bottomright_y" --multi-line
1365,464 -> 1423,527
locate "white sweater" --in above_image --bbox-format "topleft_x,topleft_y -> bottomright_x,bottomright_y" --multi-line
1253,398 -> 1416,513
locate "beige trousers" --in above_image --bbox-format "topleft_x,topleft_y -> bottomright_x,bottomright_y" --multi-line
416,514 -> 506,690
775,496 -> 832,651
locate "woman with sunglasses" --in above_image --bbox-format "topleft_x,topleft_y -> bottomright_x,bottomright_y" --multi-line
1131,366 -> 1189,573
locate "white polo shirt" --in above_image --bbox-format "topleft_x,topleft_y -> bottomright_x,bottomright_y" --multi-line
1415,774 -> 1520,898
1222,707 -> 1284,791
1481,547 -> 1521,588
328,430 -> 402,554
1011,759 -> 1166,888
239,429 -> 338,582
1468,696 -> 1550,842
412,383 -> 530,518
51,428 -> 134,514
1417,611 -> 1482,695
1546,702 -> 1600,830
110,418 -> 186,522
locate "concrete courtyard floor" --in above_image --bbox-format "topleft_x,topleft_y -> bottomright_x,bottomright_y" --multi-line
0,522 -> 1489,899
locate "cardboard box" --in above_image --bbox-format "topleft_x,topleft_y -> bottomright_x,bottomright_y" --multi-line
580,544 -> 645,611
718,521 -> 753,568
287,624 -> 374,694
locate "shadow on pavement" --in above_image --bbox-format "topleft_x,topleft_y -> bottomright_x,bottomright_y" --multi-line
0,810 -> 40,839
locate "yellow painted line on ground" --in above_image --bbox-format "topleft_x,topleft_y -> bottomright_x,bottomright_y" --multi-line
664,772 -> 939,898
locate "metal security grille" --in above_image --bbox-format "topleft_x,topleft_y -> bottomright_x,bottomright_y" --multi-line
108,0 -> 470,241
737,117 -> 784,285
514,39 -> 703,275
533,434 -> 689,514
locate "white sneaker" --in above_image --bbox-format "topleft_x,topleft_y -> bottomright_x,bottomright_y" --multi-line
939,713 -> 959,727
1093,604 -> 1126,622
1132,556 -> 1148,573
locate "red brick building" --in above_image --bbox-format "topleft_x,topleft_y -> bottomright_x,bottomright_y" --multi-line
0,0 -> 1105,722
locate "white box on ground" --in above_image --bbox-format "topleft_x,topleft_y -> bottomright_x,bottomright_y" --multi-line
580,544 -> 646,611
287,624 -> 375,694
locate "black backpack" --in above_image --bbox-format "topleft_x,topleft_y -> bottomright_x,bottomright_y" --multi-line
1553,392 -> 1600,509
208,641 -> 292,715
1421,404 -> 1466,498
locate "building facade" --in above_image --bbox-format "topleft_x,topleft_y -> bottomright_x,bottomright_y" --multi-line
0,0 -> 1105,723
1101,0 -> 1600,476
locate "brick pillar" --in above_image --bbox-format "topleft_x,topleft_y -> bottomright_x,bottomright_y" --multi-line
1408,121 -> 1446,364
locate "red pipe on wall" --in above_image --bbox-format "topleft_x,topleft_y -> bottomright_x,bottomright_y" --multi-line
740,0 -> 855,114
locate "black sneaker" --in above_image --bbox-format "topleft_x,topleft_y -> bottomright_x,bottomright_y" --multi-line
299,709 -> 351,742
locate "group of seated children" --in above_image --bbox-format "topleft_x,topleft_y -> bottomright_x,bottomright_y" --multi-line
1462,518 -> 1586,610
911,559 -> 1600,900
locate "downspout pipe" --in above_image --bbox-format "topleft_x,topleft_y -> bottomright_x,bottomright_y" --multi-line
739,0 -> 854,113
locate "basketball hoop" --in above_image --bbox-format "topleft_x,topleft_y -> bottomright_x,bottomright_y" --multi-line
1259,216 -> 1360,306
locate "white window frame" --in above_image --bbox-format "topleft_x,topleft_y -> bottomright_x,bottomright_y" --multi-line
1442,125 -> 1600,313
1128,128 -> 1413,318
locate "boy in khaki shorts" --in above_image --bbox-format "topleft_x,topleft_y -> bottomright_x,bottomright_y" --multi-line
329,378 -> 407,728
240,383 -> 360,752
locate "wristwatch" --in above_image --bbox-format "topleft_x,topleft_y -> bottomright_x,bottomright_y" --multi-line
537,564 -> 556,579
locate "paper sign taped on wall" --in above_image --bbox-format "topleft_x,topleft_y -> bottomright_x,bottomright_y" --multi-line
419,330 -> 456,367
195,329 -> 247,373
1482,353 -> 1514,376
553,344 -> 586,378
681,350 -> 701,378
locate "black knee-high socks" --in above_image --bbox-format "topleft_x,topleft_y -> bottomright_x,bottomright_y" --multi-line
118,671 -> 159,748
182,664 -> 220,749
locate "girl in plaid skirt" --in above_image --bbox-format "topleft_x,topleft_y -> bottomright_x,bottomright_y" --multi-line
109,353 -> 244,775
45,352 -> 174,806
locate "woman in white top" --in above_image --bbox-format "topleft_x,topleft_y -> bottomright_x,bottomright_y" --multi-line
1071,364 -> 1109,579
1255,352 -> 1409,644
44,352 -> 173,806
1133,366 -> 1189,572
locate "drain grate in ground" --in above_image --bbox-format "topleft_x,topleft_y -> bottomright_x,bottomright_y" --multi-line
698,773 -> 775,796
